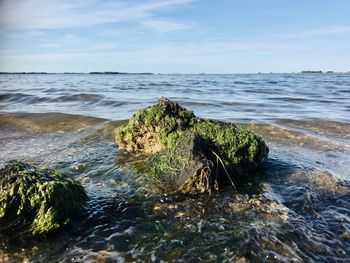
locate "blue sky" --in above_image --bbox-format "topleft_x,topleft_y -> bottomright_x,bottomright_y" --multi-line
0,0 -> 349,73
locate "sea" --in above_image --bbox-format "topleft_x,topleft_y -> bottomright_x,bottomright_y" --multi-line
0,73 -> 349,262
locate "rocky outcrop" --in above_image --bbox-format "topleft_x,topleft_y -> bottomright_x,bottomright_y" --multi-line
116,97 -> 268,194
0,160 -> 87,235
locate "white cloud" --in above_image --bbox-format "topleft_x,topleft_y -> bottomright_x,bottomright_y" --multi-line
61,34 -> 79,41
85,43 -> 116,50
1,39 -> 348,73
141,19 -> 194,32
2,29 -> 45,39
0,37 -> 304,62
282,25 -> 350,39
39,43 -> 61,48
303,25 -> 350,37
96,30 -> 121,37
0,0 -> 194,32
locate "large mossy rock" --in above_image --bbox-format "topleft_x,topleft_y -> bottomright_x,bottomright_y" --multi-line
0,160 -> 87,235
116,97 -> 269,194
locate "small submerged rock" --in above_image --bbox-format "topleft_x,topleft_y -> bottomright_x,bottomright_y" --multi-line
116,97 -> 269,194
0,160 -> 87,235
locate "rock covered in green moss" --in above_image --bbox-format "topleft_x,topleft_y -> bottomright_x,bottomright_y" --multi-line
147,131 -> 215,194
0,160 -> 87,235
116,97 -> 269,194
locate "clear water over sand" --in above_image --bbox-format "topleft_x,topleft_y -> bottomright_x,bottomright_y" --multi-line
0,74 -> 349,262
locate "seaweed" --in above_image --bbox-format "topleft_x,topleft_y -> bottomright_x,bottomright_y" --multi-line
116,97 -> 269,194
0,160 -> 87,235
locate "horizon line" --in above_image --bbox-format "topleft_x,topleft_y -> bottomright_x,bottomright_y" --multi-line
1,71 -> 349,75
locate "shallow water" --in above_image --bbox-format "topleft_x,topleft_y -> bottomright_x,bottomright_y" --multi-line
0,74 -> 350,262
1,73 -> 350,122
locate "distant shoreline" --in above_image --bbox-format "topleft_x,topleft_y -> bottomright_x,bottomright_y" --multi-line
0,72 -> 154,75
0,71 -> 349,75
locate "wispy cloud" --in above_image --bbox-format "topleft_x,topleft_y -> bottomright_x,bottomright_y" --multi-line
0,38 -> 304,62
0,34 -> 347,73
38,42 -> 61,48
1,1 -> 349,73
141,20 -> 194,32
281,25 -> 350,39
1,29 -> 45,39
0,0 -> 194,32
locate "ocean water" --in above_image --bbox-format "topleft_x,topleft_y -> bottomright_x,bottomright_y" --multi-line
0,73 -> 350,262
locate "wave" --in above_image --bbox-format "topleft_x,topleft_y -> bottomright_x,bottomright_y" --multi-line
0,112 -> 107,133
276,118 -> 350,140
0,92 -> 134,110
0,93 -> 39,103
52,93 -> 104,102
177,101 -> 219,107
338,89 -> 350,93
246,121 -> 350,151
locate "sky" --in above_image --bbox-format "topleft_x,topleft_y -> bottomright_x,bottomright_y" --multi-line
0,0 -> 349,73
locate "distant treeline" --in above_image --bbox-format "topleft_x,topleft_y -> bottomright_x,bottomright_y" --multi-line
300,70 -> 350,74
0,72 -> 154,75
301,70 -> 323,74
0,72 -> 53,74
89,72 -> 153,75
0,72 -> 81,74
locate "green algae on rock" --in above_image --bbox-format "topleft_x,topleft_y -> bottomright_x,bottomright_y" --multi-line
116,97 -> 269,194
146,131 -> 215,194
0,160 -> 87,235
